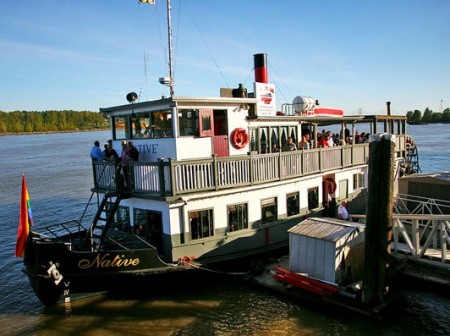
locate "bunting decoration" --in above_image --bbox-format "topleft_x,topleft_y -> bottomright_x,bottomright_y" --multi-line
15,175 -> 34,258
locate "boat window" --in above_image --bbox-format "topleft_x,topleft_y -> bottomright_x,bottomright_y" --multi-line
227,203 -> 248,232
353,173 -> 364,190
179,109 -> 199,136
109,205 -> 131,234
249,128 -> 259,152
308,187 -> 319,210
153,111 -> 173,137
189,209 -> 214,240
113,116 -> 131,140
286,192 -> 300,217
134,208 -> 148,237
270,127 -> 280,152
261,197 -> 277,222
339,179 -> 348,200
133,113 -> 151,138
259,127 -> 269,153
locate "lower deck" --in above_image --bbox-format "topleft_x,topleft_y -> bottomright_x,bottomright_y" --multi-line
99,164 -> 370,265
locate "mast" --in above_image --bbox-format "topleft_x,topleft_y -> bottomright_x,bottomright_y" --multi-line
167,0 -> 174,98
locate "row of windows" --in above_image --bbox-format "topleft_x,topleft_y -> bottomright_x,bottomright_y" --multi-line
108,174 -> 363,242
188,186 -> 321,241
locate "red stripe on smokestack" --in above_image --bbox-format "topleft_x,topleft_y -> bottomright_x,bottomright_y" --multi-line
254,53 -> 268,83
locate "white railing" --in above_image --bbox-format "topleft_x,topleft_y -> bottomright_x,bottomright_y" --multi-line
350,213 -> 450,268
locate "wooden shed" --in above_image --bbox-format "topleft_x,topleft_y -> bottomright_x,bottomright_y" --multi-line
288,217 -> 365,286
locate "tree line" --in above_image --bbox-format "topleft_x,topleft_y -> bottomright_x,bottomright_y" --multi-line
0,110 -> 108,134
406,107 -> 450,125
1,107 -> 448,133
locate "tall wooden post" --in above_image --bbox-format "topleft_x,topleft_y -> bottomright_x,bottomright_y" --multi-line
362,134 -> 395,306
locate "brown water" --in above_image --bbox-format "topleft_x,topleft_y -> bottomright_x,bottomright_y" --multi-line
0,129 -> 449,336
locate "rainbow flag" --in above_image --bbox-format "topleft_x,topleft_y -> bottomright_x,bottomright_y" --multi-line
15,175 -> 34,258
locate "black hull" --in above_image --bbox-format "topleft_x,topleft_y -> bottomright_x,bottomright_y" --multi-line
23,233 -> 192,306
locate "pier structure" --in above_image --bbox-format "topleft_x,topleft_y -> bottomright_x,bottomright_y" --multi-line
351,194 -> 450,286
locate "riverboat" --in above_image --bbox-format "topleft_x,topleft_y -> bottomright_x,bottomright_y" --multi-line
22,2 -> 416,307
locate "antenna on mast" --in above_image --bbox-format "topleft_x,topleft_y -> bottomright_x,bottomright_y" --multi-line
158,0 -> 174,98
167,0 -> 174,97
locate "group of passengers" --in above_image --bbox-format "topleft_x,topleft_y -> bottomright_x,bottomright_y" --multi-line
273,128 -> 369,153
90,139 -> 139,163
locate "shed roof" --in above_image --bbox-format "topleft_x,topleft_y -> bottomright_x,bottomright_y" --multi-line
288,217 -> 364,242
400,171 -> 450,185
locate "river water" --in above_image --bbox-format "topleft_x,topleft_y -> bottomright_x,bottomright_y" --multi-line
0,125 -> 448,336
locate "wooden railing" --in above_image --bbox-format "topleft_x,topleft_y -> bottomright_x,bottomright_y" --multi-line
92,137 -> 406,197
92,144 -> 370,196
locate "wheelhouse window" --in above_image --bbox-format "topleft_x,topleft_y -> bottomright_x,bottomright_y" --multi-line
227,203 -> 248,232
113,116 -> 130,140
308,187 -> 319,210
262,197 -> 277,222
112,110 -> 173,140
179,109 -> 199,136
286,192 -> 300,217
153,111 -> 172,137
189,209 -> 214,240
133,113 -> 151,138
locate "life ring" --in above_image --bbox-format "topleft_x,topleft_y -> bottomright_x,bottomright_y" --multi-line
231,128 -> 249,149
325,178 -> 337,194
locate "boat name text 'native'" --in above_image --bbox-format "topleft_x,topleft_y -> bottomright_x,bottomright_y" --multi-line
78,253 -> 140,269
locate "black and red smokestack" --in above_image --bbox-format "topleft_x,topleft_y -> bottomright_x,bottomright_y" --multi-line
254,53 -> 268,83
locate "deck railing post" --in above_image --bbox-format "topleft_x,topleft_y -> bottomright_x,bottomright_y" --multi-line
319,148 -> 323,172
158,158 -> 165,196
91,160 -> 98,189
212,154 -> 219,191
249,152 -> 255,185
167,158 -> 175,196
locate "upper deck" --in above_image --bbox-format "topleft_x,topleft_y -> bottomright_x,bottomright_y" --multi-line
92,134 -> 408,199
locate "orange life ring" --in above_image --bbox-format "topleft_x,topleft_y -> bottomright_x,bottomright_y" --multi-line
231,128 -> 249,149
325,178 -> 337,194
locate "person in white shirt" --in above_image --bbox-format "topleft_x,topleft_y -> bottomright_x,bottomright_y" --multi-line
338,200 -> 349,220
326,131 -> 335,147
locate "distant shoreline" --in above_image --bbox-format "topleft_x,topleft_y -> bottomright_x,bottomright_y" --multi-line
0,128 -> 109,136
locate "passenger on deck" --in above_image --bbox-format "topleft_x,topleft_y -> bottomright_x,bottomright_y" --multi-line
298,135 -> 310,149
90,140 -> 104,161
338,200 -> 349,220
127,141 -> 139,161
119,140 -> 129,184
318,133 -> 330,148
326,131 -> 335,147
283,137 -> 297,151
104,140 -> 119,162
271,143 -> 280,153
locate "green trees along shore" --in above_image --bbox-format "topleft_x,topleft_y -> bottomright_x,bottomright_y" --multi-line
1,106 -> 449,134
0,110 -> 108,134
406,107 -> 450,125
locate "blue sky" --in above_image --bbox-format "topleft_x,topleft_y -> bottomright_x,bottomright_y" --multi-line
1,0 -> 449,115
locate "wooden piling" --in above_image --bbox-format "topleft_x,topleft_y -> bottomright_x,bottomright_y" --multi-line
362,134 -> 395,306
